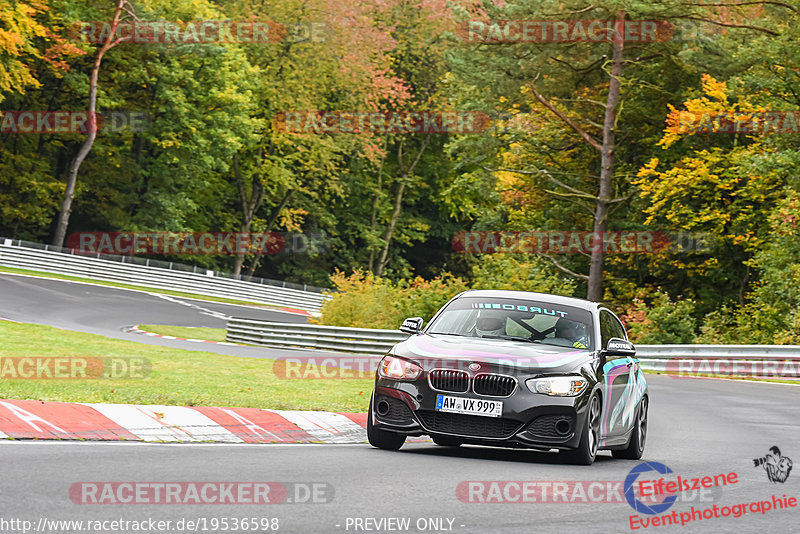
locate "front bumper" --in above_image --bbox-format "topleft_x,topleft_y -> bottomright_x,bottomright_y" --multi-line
372,374 -> 596,450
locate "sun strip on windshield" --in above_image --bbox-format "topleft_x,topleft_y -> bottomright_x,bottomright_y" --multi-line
470,302 -> 569,317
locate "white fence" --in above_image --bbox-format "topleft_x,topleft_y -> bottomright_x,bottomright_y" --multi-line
0,238 -> 329,312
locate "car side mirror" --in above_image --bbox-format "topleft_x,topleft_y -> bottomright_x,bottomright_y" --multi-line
605,337 -> 636,357
400,317 -> 424,334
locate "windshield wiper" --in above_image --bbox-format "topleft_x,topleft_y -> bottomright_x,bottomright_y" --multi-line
480,335 -> 540,343
428,332 -> 471,337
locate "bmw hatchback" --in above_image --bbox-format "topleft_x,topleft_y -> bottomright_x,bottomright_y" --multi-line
367,289 -> 648,465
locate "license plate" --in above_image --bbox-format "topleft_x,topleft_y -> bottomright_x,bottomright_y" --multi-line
435,395 -> 503,418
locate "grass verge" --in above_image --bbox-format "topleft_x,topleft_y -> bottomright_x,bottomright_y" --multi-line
138,324 -> 227,342
0,320 -> 372,412
0,266 -> 298,310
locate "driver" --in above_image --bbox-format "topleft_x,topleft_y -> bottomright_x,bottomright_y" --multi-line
554,317 -> 588,349
475,310 -> 506,338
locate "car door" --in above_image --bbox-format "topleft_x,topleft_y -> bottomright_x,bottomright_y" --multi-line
599,309 -> 634,438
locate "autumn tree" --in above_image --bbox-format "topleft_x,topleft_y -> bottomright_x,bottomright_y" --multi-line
51,0 -> 134,247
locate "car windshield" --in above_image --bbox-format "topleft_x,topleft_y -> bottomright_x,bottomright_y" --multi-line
426,296 -> 594,350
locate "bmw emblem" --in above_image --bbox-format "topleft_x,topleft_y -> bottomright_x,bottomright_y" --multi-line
468,363 -> 481,372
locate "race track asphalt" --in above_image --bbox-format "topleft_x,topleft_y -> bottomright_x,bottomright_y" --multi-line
1,373 -> 798,533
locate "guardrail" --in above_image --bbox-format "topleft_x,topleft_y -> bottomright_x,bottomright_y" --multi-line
227,320 -> 800,378
634,345 -> 800,377
0,238 -> 329,312
634,345 -> 800,359
226,318 -> 408,354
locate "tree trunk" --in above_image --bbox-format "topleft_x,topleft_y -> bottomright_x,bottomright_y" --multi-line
52,0 -> 127,247
375,180 -> 406,276
587,12 -> 625,302
367,136 -> 388,273
374,134 -> 431,276
232,152 -> 264,277
245,189 -> 293,277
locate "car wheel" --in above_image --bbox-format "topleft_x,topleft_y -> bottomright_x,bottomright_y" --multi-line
367,395 -> 406,450
431,435 -> 463,447
612,395 -> 648,460
561,393 -> 601,466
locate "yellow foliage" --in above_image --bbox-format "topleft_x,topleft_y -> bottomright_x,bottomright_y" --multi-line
658,74 -> 761,149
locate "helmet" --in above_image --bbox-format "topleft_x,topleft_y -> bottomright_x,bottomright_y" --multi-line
555,317 -> 586,341
475,311 -> 505,338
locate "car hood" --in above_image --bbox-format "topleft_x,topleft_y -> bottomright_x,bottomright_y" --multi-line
391,334 -> 593,374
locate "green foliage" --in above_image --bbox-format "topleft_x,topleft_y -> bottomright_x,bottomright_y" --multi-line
695,307 -> 743,344
471,254 -> 577,296
314,270 -> 467,329
695,192 -> 800,345
623,291 -> 697,345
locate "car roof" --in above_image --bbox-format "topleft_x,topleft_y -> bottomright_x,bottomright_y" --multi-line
452,289 -> 600,312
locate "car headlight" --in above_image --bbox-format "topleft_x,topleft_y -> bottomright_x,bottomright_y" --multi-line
378,355 -> 422,380
526,375 -> 588,396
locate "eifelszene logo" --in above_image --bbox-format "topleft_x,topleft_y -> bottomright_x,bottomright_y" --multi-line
625,462 -> 677,515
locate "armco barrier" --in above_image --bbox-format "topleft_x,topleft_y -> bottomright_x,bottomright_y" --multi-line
226,319 -> 800,377
225,318 -> 409,354
635,345 -> 800,377
0,238 -> 329,312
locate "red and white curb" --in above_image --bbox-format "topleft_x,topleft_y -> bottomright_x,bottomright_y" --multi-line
122,325 -> 243,346
0,399 -> 364,443
0,399 -> 429,444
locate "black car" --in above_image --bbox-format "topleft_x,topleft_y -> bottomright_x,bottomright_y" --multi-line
367,289 -> 648,465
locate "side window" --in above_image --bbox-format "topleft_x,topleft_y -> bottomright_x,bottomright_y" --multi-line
599,311 -> 612,348
600,310 -> 627,348
610,313 -> 627,341
611,315 -> 628,339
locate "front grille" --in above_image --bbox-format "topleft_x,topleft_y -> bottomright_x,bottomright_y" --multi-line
429,369 -> 469,393
375,396 -> 414,424
416,410 -> 522,439
473,374 -> 517,397
526,415 -> 575,439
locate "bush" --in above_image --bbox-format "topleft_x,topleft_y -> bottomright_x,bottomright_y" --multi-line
622,291 -> 697,344
314,270 -> 468,329
471,254 -> 577,295
695,194 -> 800,345
694,307 -> 740,344
396,273 -> 470,325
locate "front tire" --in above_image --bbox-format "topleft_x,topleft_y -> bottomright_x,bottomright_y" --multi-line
612,395 -> 648,460
561,393 -> 601,465
367,395 -> 406,450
